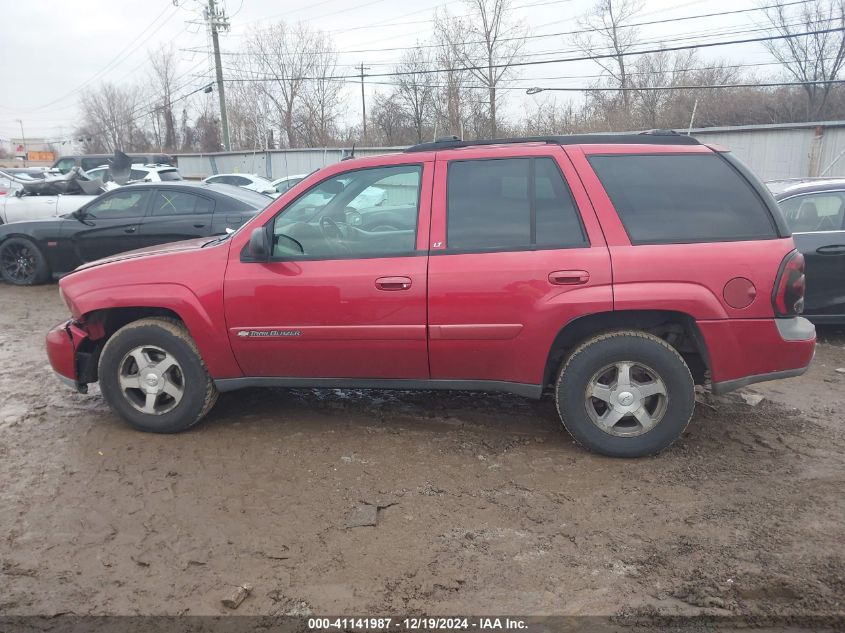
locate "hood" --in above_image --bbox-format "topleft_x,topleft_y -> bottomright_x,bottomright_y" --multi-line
74,236 -> 218,272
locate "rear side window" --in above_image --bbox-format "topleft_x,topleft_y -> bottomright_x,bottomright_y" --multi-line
447,157 -> 587,251
158,169 -> 182,181
80,158 -> 105,171
152,191 -> 214,216
588,154 -> 777,244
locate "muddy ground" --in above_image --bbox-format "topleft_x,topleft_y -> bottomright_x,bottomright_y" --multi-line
1,284 -> 843,622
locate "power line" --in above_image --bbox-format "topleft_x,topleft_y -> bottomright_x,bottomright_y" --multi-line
219,27 -> 845,82
521,79 -> 845,92
216,0 -> 812,57
222,55 -> 842,88
333,15 -> 821,69
24,3 -> 180,112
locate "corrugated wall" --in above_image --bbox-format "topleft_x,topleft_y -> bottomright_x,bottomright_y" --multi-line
174,147 -> 404,181
691,124 -> 845,181
174,124 -> 845,183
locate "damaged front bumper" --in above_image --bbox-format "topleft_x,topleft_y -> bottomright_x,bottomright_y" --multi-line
46,319 -> 91,393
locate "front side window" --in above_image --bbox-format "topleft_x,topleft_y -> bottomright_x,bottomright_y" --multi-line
130,169 -> 149,181
152,191 -> 214,216
446,157 -> 587,251
588,154 -> 778,244
230,176 -> 251,186
86,190 -> 150,218
271,165 -> 422,259
779,191 -> 845,232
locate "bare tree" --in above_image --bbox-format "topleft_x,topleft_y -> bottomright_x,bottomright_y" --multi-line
227,50 -> 277,151
446,0 -> 526,137
298,31 -> 344,146
78,82 -> 145,151
521,95 -> 581,135
148,45 -> 180,152
245,21 -> 317,148
761,0 -> 845,119
575,0 -> 644,110
433,10 -> 476,138
394,47 -> 436,143
370,91 -> 415,144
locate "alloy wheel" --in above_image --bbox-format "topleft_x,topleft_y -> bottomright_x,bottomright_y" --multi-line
118,345 -> 185,415
1,242 -> 36,283
584,361 -> 669,437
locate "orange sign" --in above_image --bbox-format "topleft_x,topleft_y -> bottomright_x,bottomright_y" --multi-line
26,151 -> 55,162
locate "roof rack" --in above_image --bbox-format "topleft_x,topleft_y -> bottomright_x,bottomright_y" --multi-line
403,130 -> 699,153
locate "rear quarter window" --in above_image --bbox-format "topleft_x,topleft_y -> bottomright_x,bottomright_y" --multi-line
588,153 -> 777,244
158,169 -> 182,182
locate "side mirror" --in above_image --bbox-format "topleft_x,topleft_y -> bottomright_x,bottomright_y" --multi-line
248,226 -> 270,261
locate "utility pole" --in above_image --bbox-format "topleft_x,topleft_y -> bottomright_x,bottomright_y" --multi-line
208,0 -> 231,151
360,62 -> 370,143
15,119 -> 26,166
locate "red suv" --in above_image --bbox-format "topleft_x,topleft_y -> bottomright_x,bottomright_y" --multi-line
46,134 -> 815,457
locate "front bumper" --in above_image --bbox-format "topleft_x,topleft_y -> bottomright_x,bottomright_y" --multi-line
700,316 -> 816,395
46,319 -> 90,393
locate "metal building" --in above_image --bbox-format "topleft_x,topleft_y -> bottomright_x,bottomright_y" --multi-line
173,120 -> 845,184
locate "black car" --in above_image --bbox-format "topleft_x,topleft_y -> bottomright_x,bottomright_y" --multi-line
775,180 -> 845,323
0,182 -> 270,285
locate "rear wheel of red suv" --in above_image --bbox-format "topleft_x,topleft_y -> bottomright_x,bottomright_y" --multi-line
98,318 -> 218,433
555,331 -> 695,458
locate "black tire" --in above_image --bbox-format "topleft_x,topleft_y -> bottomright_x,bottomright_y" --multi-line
555,330 -> 695,458
98,317 -> 218,433
0,237 -> 51,285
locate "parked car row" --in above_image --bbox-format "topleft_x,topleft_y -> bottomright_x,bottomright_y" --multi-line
0,182 -> 270,285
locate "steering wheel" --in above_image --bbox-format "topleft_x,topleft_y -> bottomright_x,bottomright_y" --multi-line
319,216 -> 351,254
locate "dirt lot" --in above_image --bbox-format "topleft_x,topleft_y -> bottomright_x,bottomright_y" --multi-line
1,283 -> 844,622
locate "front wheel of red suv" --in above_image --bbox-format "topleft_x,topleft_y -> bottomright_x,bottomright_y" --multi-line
98,318 -> 218,433
555,331 -> 695,458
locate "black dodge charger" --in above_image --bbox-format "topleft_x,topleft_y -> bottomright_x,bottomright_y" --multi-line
0,182 -> 270,285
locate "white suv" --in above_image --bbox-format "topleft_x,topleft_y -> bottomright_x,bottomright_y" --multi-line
85,163 -> 182,184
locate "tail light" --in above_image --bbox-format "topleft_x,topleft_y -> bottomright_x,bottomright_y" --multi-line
772,250 -> 805,316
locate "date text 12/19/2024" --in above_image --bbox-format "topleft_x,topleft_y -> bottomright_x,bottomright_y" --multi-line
308,618 -> 528,630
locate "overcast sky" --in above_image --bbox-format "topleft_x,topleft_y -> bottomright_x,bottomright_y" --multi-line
0,0 -> 784,144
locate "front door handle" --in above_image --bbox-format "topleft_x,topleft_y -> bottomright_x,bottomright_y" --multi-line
124,226 -> 137,234
193,223 -> 206,228
816,244 -> 845,255
548,270 -> 590,285
375,276 -> 412,291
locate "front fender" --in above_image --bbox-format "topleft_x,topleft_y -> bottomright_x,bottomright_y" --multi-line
70,282 -> 243,378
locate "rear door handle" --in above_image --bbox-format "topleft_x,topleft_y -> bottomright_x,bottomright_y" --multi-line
548,270 -> 590,285
816,244 -> 845,255
193,223 -> 206,228
375,276 -> 412,291
124,226 -> 137,233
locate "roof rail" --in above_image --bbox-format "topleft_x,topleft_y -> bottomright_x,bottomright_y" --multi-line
403,130 -> 699,153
